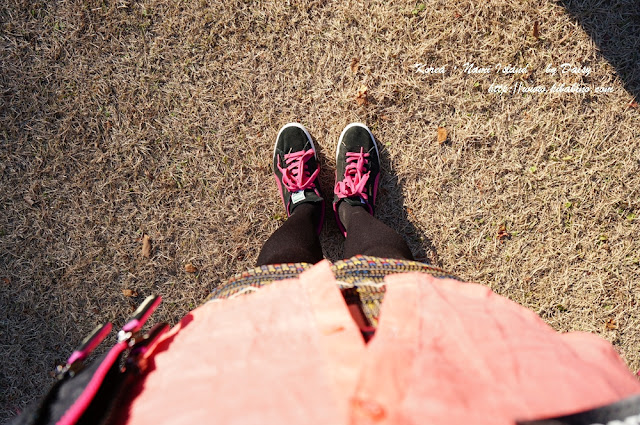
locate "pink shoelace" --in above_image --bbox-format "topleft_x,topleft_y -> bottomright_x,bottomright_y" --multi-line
277,149 -> 319,192
334,147 -> 370,200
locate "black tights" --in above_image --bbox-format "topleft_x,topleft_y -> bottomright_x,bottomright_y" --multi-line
256,202 -> 414,266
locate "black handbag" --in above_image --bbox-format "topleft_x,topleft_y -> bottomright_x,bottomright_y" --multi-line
11,295 -> 168,425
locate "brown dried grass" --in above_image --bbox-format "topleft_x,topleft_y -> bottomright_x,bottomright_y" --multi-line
1,0 -> 639,420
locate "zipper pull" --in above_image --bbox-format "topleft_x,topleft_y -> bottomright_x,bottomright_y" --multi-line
127,322 -> 170,373
57,322 -> 113,378
118,295 -> 162,343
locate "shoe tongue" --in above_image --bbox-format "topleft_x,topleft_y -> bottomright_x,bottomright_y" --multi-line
344,196 -> 366,206
291,190 -> 322,205
291,190 -> 307,204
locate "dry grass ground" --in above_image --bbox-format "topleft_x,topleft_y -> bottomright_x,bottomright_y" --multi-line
1,0 -> 639,420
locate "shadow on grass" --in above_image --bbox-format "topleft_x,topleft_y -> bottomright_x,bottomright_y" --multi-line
557,0 -> 640,100
376,140 -> 441,266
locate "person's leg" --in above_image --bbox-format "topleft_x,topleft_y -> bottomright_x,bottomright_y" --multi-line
257,123 -> 325,266
339,203 -> 414,260
333,123 -> 414,261
256,203 -> 324,265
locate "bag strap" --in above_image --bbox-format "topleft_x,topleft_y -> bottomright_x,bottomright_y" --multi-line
517,393 -> 640,425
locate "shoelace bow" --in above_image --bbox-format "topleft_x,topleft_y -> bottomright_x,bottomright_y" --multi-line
335,147 -> 370,200
278,149 -> 319,192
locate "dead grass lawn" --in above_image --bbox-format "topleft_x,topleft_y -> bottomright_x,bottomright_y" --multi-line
1,0 -> 639,420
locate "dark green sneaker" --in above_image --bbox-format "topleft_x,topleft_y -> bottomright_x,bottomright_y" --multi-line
333,123 -> 380,236
273,123 -> 325,234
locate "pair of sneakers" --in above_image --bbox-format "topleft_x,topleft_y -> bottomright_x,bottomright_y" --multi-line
273,122 -> 380,236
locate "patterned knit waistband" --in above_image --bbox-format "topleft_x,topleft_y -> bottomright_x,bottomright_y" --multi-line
205,255 -> 457,327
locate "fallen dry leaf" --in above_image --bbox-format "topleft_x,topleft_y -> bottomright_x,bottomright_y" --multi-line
605,318 -> 618,330
185,263 -> 197,273
122,289 -> 138,297
350,57 -> 360,74
23,195 -> 35,206
532,20 -> 540,38
1,277 -> 9,285
437,127 -> 448,144
628,100 -> 639,108
497,224 -> 511,242
355,84 -> 368,106
141,234 -> 151,258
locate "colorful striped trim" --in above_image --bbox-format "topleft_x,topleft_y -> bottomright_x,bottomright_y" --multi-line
205,256 -> 458,326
